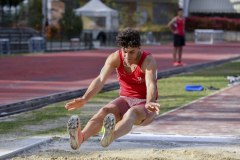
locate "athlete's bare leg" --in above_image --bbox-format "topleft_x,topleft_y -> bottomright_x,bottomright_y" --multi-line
178,47 -> 183,62
139,111 -> 157,126
82,104 -> 121,141
173,47 -> 178,62
112,105 -> 149,140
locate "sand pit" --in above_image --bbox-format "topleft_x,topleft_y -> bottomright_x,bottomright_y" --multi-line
11,135 -> 240,160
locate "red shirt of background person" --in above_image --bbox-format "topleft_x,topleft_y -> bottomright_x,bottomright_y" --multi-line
168,8 -> 186,67
175,17 -> 185,36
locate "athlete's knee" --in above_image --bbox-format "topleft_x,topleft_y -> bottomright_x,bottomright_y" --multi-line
92,109 -> 104,120
123,108 -> 142,122
92,104 -> 120,122
128,107 -> 148,125
98,106 -> 111,115
89,106 -> 110,122
123,108 -> 136,118
94,106 -> 114,120
140,112 -> 157,126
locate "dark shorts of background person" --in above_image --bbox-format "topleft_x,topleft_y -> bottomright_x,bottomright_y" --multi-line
173,34 -> 185,47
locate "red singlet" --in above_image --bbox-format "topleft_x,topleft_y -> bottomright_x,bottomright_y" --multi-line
175,17 -> 185,36
117,49 -> 149,99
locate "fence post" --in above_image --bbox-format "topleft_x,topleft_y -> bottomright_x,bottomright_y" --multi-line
0,39 -> 10,54
84,32 -> 93,49
28,37 -> 45,53
70,38 -> 80,50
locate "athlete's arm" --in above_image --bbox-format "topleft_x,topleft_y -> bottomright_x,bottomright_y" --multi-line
65,51 -> 119,111
167,17 -> 177,33
144,56 -> 160,114
82,52 -> 119,101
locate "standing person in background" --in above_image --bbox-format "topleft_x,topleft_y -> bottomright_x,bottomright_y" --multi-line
65,27 -> 160,150
168,8 -> 186,67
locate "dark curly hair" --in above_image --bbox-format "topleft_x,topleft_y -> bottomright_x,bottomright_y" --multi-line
116,27 -> 141,48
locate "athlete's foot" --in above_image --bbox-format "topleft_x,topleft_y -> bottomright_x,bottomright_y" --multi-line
178,62 -> 186,66
67,115 -> 84,150
100,113 -> 116,147
173,61 -> 186,67
173,62 -> 179,66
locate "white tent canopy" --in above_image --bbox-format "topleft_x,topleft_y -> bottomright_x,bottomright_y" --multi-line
75,0 -> 119,30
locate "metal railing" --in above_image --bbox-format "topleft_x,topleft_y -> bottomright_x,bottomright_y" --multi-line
45,32 -> 93,52
0,29 -> 94,54
100,31 -> 174,47
1,28 -> 183,54
0,28 -> 41,54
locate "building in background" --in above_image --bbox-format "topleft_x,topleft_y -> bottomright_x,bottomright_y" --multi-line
114,0 -> 178,26
42,0 -> 65,28
182,0 -> 240,17
77,0 -> 178,27
182,0 -> 240,42
50,0 -> 65,27
75,0 -> 119,30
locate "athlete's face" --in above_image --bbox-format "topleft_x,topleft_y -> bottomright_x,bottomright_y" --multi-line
178,10 -> 183,17
123,47 -> 140,64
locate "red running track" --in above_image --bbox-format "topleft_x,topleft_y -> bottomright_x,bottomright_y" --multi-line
0,42 -> 240,106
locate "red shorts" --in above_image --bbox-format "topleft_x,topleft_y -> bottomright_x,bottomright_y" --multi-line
110,96 -> 148,118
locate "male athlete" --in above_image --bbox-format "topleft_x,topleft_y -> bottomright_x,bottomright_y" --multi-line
65,27 -> 160,150
168,8 -> 186,66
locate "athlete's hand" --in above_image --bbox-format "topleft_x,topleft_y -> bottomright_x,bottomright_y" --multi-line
145,102 -> 160,115
173,29 -> 178,34
65,97 -> 87,111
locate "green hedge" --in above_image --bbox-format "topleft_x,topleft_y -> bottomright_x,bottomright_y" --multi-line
186,16 -> 240,31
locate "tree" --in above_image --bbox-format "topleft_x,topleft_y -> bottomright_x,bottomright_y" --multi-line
27,0 -> 42,30
18,0 -> 42,30
59,5 -> 83,39
103,0 -> 135,28
60,0 -> 80,9
0,0 -> 24,27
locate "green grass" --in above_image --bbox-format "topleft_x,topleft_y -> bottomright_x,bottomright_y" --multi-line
158,76 -> 224,113
0,103 -> 71,134
158,61 -> 239,113
0,61 -> 239,136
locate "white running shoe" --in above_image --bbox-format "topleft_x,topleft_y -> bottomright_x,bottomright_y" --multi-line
100,113 -> 116,147
67,115 -> 83,150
